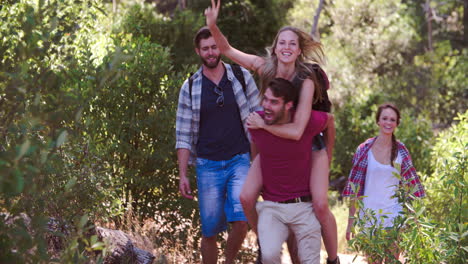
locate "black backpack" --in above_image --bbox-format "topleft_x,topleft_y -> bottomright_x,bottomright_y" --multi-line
188,64 -> 247,100
292,63 -> 332,112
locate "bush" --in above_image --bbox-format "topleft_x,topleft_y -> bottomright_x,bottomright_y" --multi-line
86,32 -> 198,221
116,1 -> 204,70
0,0 -> 111,262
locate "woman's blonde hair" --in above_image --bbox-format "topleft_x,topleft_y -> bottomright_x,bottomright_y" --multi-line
260,26 -> 325,104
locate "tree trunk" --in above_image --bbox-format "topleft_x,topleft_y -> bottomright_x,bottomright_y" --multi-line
113,0 -> 119,13
423,0 -> 433,51
464,0 -> 467,45
311,0 -> 325,41
178,0 -> 186,10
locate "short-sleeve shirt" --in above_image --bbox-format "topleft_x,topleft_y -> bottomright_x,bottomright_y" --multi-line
249,110 -> 328,202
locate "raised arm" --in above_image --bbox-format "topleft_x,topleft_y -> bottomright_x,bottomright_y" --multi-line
248,78 -> 315,140
205,0 -> 264,74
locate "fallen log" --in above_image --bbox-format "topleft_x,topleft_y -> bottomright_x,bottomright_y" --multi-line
94,227 -> 155,264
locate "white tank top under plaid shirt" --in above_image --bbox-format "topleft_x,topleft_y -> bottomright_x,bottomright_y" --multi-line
361,150 -> 403,228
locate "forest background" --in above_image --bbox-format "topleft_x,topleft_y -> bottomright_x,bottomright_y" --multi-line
0,0 -> 466,263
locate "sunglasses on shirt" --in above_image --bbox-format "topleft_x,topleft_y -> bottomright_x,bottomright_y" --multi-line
214,85 -> 224,107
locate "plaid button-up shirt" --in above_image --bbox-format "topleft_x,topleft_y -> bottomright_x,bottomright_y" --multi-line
175,63 -> 261,165
342,137 -> 425,198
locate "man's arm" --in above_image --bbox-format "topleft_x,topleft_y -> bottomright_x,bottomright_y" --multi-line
175,79 -> 194,199
177,148 -> 193,199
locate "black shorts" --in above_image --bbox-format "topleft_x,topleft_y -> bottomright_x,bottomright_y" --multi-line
312,133 -> 326,151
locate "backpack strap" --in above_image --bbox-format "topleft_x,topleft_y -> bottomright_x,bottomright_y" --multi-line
188,72 -> 195,102
188,65 -> 247,102
310,63 -> 330,90
295,63 -> 332,112
231,64 -> 247,94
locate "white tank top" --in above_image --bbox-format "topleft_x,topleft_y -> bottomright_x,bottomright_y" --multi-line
361,149 -> 402,228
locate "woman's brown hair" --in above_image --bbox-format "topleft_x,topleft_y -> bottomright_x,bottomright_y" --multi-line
376,103 -> 401,167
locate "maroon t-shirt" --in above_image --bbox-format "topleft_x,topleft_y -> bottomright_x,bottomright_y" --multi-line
249,110 -> 327,202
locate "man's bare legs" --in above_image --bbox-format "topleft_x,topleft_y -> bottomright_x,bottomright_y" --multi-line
226,221 -> 248,264
201,235 -> 218,264
201,221 -> 248,264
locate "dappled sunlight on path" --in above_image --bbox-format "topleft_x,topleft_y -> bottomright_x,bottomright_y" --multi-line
279,246 -> 367,264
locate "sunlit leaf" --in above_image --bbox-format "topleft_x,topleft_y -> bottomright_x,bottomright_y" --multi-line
65,177 -> 77,191
16,139 -> 31,161
56,130 -> 68,147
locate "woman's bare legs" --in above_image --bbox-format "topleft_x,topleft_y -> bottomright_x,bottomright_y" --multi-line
240,155 -> 262,234
311,149 -> 338,262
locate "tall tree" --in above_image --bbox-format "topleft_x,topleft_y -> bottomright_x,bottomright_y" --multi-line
311,0 -> 324,40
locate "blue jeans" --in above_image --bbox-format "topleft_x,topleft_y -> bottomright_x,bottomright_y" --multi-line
196,152 -> 250,237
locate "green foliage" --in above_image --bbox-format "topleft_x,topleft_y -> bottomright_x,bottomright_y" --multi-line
331,97 -> 379,178
0,0 -> 109,216
423,111 -> 468,263
321,0 -> 417,101
117,1 -> 204,69
2,0 -> 201,260
400,112 -> 467,263
85,32 -> 197,221
213,0 -> 293,55
286,0 -> 330,34
379,42 -> 468,127
405,0 -> 466,50
0,0 -> 110,261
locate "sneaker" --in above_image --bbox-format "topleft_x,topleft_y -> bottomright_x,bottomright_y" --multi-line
326,256 -> 340,264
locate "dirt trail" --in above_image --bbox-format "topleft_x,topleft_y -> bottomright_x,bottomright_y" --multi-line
281,249 -> 367,264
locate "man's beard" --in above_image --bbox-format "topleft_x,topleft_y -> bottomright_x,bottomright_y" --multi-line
201,55 -> 221,68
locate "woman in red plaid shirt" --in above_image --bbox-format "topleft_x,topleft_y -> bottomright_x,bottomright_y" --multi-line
343,103 -> 425,263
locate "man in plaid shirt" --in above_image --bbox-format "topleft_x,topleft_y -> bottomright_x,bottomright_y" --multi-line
175,27 -> 260,264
